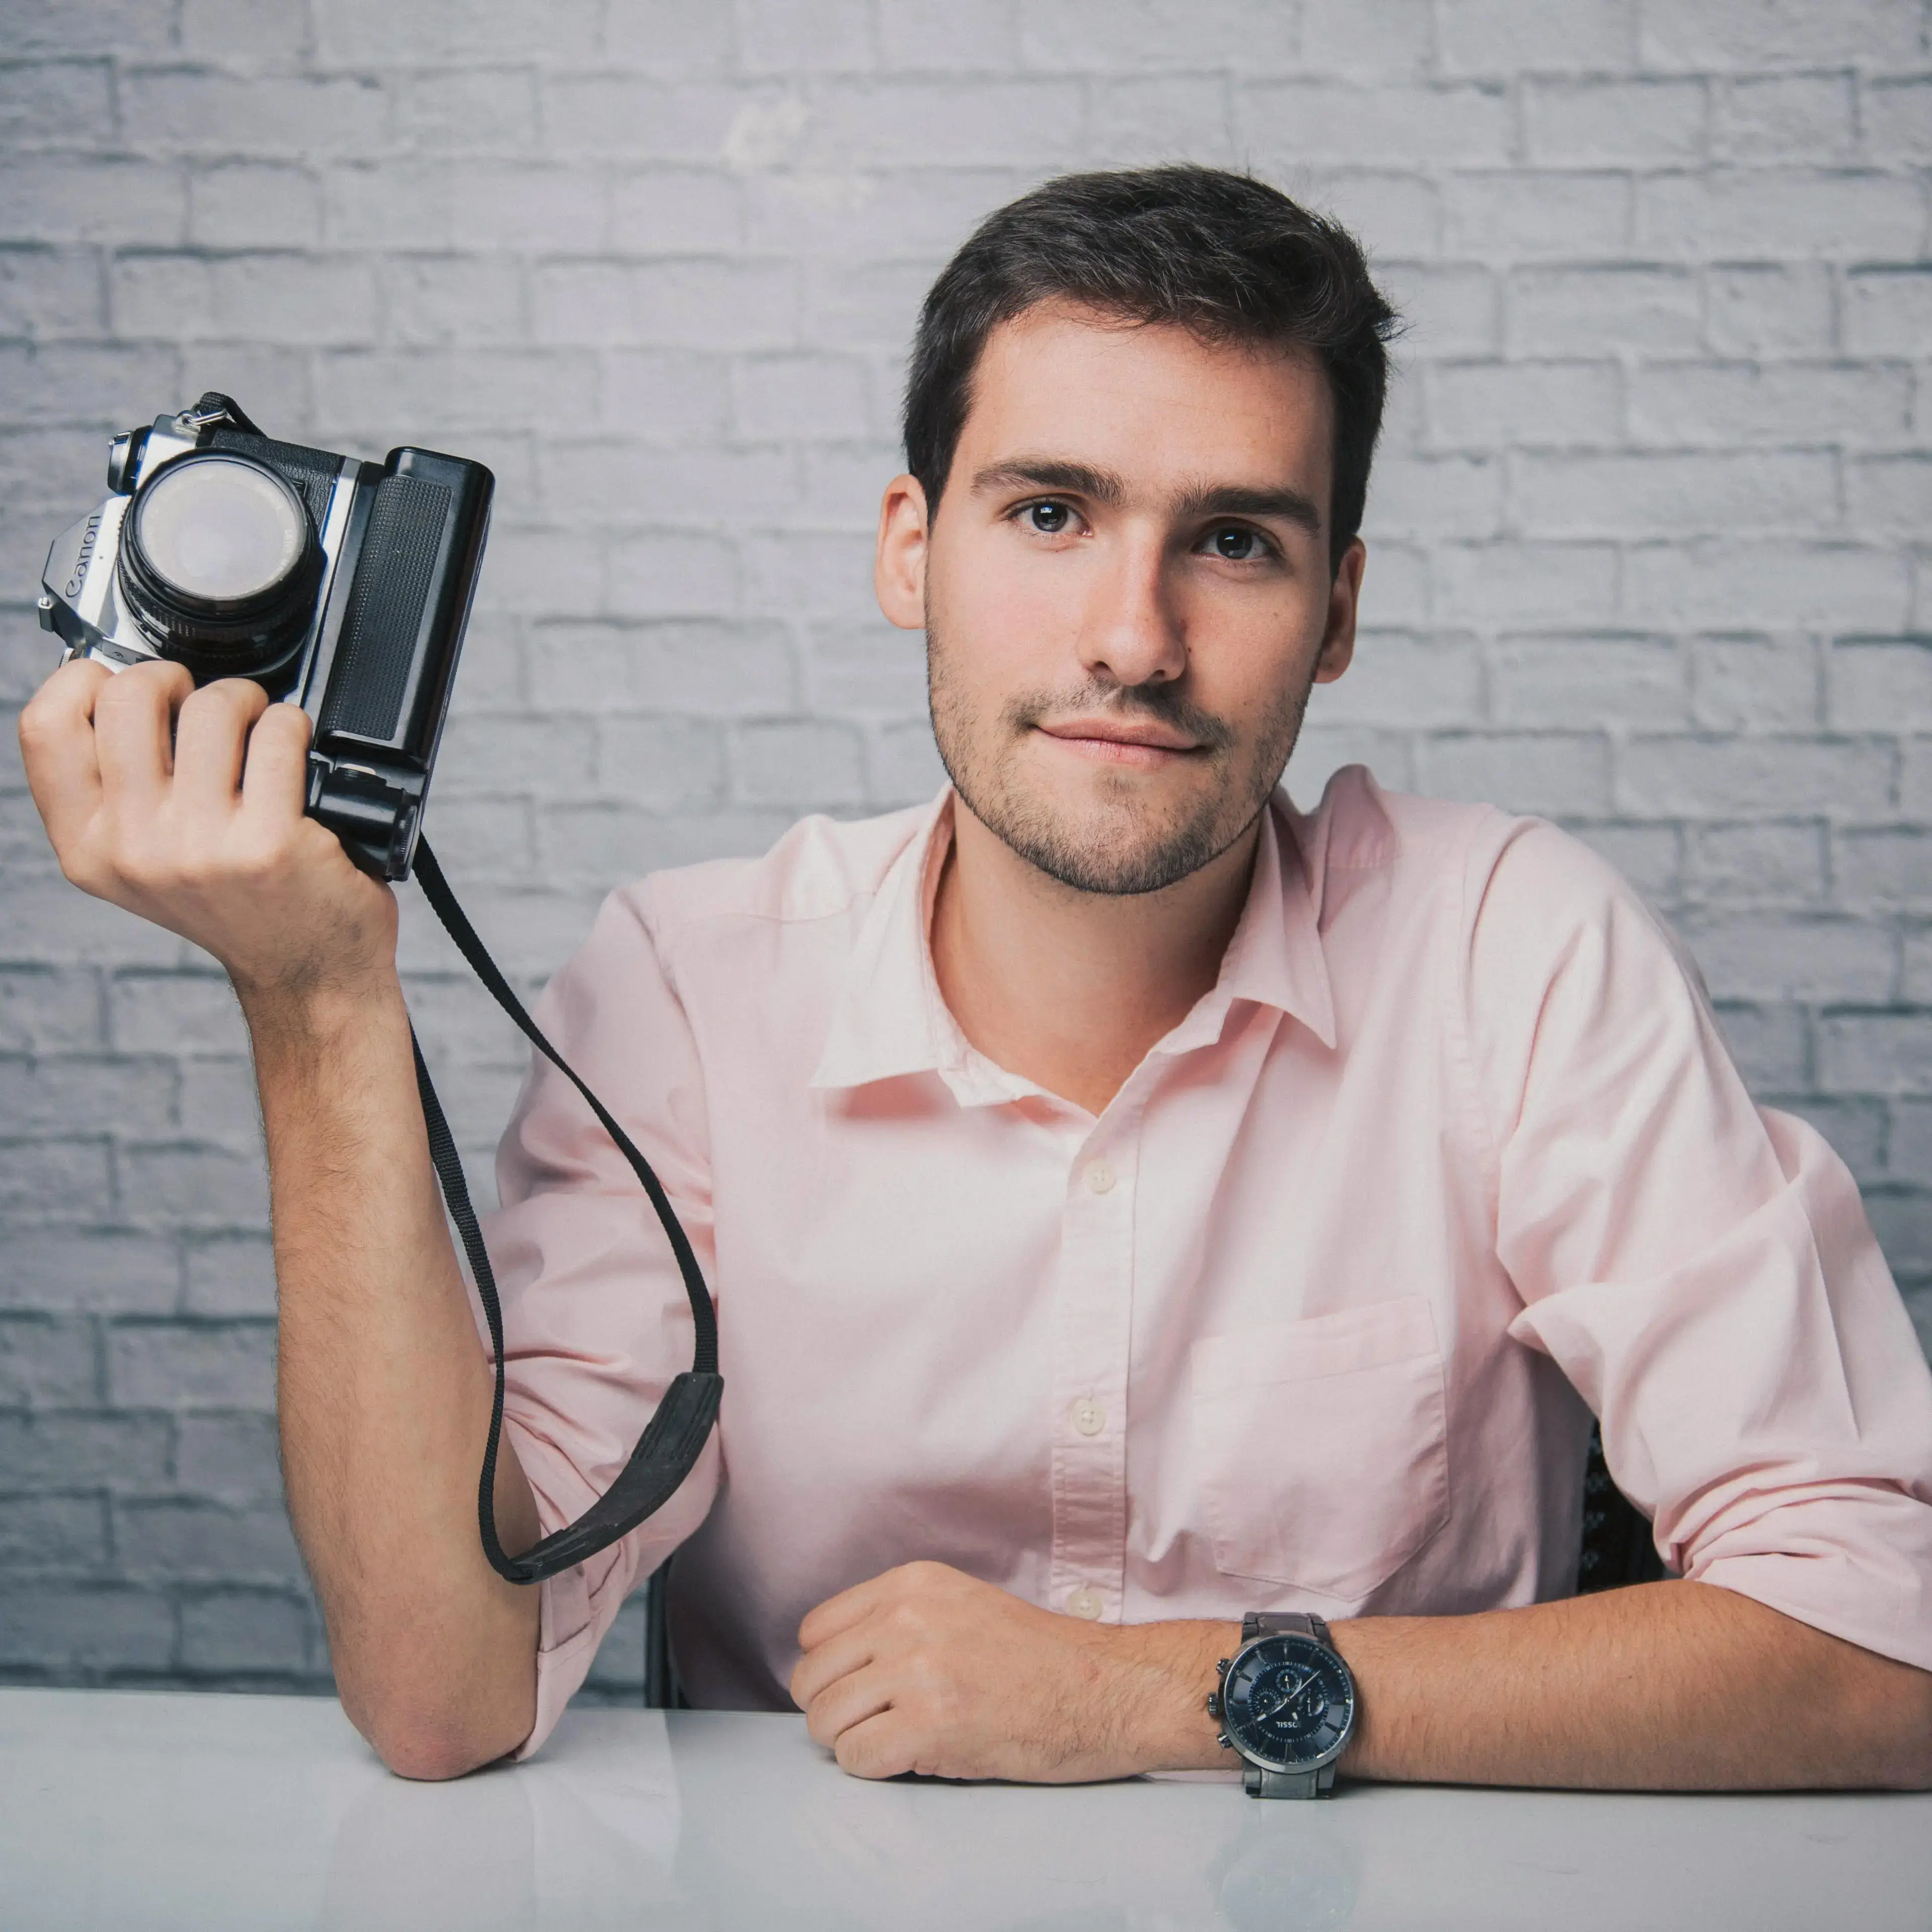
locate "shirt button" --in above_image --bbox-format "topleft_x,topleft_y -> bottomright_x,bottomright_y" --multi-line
1068,1586 -> 1103,1620
1069,1396 -> 1105,1436
1084,1160 -> 1115,1194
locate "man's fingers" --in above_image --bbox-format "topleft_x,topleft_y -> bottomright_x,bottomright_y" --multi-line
790,1624 -> 877,1713
92,660 -> 194,815
797,1575 -> 887,1653
18,658 -> 114,850
239,702 -> 314,818
804,1663 -> 897,1757
172,679 -> 271,813
831,1711 -> 918,1781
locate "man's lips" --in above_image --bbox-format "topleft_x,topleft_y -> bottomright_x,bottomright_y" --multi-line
1032,718 -> 1204,766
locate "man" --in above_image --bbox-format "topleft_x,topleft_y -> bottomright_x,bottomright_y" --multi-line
21,168 -> 1932,1790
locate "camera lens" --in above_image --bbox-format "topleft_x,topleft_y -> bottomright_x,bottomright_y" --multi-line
117,453 -> 321,683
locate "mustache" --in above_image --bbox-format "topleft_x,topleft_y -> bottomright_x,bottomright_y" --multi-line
1004,679 -> 1238,753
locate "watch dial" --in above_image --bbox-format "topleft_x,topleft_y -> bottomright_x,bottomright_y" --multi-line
1222,1634 -> 1353,1770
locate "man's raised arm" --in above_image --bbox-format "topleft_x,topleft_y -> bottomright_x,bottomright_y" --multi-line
19,657 -> 540,1779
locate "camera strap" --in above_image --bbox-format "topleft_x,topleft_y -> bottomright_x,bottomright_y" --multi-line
406,837 -> 722,1585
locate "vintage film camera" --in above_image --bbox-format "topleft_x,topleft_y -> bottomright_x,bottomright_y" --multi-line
34,393 -> 719,1585
38,393 -> 492,881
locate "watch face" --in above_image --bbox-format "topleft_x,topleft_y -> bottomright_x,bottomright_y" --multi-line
1222,1634 -> 1354,1773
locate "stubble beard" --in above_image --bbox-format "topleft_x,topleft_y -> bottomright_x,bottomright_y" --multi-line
926,622 -> 1315,898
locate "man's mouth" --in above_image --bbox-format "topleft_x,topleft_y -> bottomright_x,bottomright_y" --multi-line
1032,717 -> 1205,768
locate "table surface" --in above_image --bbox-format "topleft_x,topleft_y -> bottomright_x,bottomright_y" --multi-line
2,1687 -> 1928,1931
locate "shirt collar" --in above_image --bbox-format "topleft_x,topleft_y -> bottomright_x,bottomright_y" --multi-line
809,784 -> 1337,1101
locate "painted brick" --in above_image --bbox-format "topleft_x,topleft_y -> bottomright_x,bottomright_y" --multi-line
1864,79 -> 1932,165
1489,635 -> 1688,729
1713,74 -> 1855,164
182,1234 -> 275,1319
0,1584 -> 174,1672
121,71 -> 389,156
729,718 -> 868,807
1834,829 -> 1932,912
107,1321 -> 276,1411
0,1315 -> 98,1408
1631,362 -> 1912,450
1638,0 -> 1925,72
0,1138 -> 113,1218
376,258 -> 529,349
174,1412 -> 285,1505
813,79 -> 1090,168
188,165 -> 323,250
178,1589 -> 313,1674
877,0 -> 1018,68
1689,638 -> 1821,732
1443,174 -> 1632,263
1635,171 -> 1927,261
397,69 -> 538,155
1704,265 -> 1835,358
1521,78 -> 1705,165
1089,77 -> 1239,168
314,0 -> 604,62
597,715 -> 729,810
1426,361 -> 1622,450
1238,82 -> 1510,169
0,1493 -> 110,1572
0,1411 -> 173,1491
1020,1 -> 1298,73
1846,457 -> 1932,542
1416,732 -> 1614,816
0,248 -> 104,339
181,0 -> 314,58
1308,633 -> 1482,728
1673,912 -> 1896,1002
114,1497 -> 306,1585
0,968 -> 102,1052
1829,642 -> 1932,734
1,1229 -> 179,1315
0,61 -> 115,147
736,0 -> 876,73
1515,450 -> 1833,539
1622,542 -> 1910,631
1618,736 -> 1892,820
1438,0 -> 1636,72
1684,820 -> 1827,904
0,158 -> 184,248
1507,267 -> 1703,355
1434,542 -> 1620,627
870,719 -> 950,804
1843,271 -> 1932,357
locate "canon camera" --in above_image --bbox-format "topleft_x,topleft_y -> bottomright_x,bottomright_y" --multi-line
38,392 -> 492,881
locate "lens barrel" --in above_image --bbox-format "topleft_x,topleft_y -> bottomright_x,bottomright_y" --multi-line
116,452 -> 321,683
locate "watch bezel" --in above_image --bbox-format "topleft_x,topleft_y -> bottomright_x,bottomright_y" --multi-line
1219,1632 -> 1356,1777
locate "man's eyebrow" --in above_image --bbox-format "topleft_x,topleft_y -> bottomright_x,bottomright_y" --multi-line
970,458 -> 1128,505
1172,481 -> 1324,538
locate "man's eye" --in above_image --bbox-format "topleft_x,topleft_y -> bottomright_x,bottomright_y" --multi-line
1023,501 -> 1074,535
1208,525 -> 1268,561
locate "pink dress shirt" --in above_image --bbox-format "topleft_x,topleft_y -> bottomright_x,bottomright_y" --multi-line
485,768 -> 1932,1756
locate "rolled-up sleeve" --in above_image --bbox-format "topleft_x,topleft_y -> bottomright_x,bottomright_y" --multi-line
1469,820 -> 1932,1669
471,880 -> 722,1757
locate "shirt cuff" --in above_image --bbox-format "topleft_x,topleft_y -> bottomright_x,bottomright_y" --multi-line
511,1558 -> 597,1762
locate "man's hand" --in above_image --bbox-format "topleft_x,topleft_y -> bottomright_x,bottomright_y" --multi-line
790,1561 -> 1235,1782
18,657 -> 396,1008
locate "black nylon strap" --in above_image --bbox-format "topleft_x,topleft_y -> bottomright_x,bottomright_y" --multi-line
409,836 -> 721,1585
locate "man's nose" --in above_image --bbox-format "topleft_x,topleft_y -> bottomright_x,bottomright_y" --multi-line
1076,530 -> 1187,689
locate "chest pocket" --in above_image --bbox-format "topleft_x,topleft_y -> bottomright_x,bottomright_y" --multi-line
1189,1295 -> 1451,1600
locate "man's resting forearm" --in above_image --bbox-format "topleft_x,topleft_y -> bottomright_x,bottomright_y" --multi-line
250,971 -> 541,1780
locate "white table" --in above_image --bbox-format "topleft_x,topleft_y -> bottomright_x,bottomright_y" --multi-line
2,1686 -> 1927,1930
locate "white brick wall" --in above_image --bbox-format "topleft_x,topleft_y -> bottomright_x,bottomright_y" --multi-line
2,0 -> 1928,1698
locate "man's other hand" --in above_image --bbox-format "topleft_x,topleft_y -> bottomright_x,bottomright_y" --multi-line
790,1560 -> 1233,1783
18,658 -> 397,1006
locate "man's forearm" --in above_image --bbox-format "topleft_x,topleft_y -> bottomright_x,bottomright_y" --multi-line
248,970 -> 541,1779
1114,1582 -> 1932,1791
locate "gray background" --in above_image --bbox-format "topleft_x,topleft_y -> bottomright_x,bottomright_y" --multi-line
1,0 -> 1928,1703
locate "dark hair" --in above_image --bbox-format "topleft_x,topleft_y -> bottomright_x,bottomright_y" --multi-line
904,166 -> 1401,572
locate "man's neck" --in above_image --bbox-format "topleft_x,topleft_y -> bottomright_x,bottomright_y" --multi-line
929,797 -> 1264,1119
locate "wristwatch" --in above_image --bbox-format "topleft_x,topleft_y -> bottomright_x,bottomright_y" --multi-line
1208,1612 -> 1356,1798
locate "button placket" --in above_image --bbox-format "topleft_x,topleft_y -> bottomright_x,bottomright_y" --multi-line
1048,1120 -> 1140,1628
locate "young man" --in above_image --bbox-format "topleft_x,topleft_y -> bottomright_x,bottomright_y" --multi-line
21,169 -> 1932,1790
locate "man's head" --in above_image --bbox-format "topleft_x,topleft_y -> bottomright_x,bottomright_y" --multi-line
875,166 -> 1399,898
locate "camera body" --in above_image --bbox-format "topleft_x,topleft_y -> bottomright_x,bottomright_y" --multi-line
39,393 -> 492,880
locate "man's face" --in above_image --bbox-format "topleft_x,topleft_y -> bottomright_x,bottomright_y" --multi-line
876,301 -> 1362,897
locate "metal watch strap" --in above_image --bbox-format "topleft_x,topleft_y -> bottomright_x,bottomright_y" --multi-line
1238,1613 -> 1340,1798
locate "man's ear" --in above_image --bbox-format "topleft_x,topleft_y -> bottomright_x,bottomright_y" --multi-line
1313,538 -> 1365,685
875,473 -> 930,631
